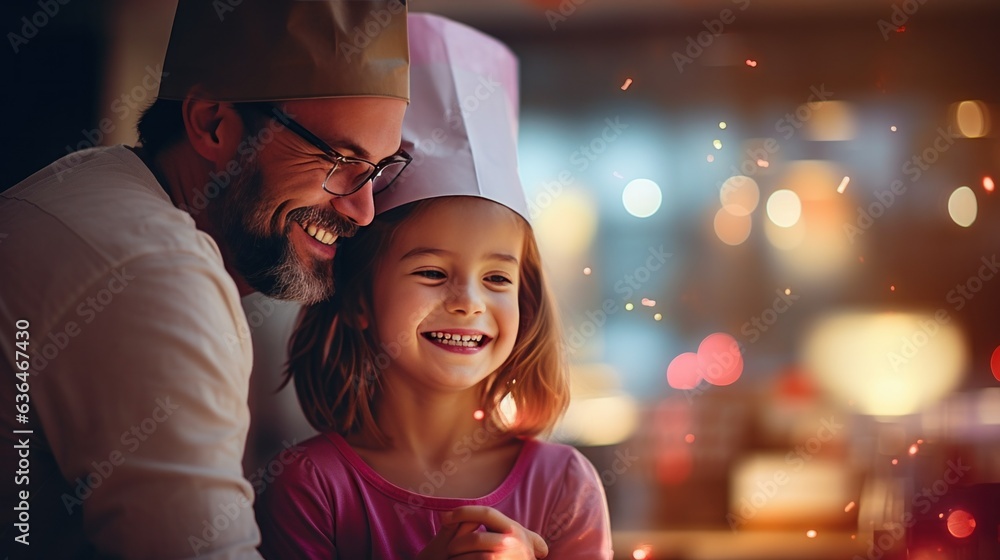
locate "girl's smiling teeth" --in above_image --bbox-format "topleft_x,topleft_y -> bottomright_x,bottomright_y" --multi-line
300,221 -> 338,245
423,331 -> 488,347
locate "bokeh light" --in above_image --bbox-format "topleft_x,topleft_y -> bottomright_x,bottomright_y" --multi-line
720,175 -> 760,216
622,178 -> 662,218
946,509 -> 976,538
953,100 -> 989,138
764,216 -> 806,250
804,312 -> 968,416
766,189 -> 802,227
667,352 -> 701,390
697,332 -> 744,386
804,101 -> 858,141
991,345 -> 1000,382
948,186 -> 977,227
533,188 -> 598,257
714,208 -> 752,246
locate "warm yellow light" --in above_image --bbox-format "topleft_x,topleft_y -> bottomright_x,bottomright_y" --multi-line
713,139 -> 723,150
803,312 -> 968,416
764,216 -> 805,250
555,364 -> 639,446
720,175 -> 760,216
714,208 -> 752,246
948,186 -> 977,227
804,101 -> 857,141
766,189 -> 802,227
533,189 -> 598,258
954,100 -> 989,138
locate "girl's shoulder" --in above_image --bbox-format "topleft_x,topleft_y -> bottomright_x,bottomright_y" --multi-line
257,432 -> 357,489
520,438 -> 603,486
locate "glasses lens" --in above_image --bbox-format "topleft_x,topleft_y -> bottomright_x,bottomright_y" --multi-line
371,160 -> 410,194
323,160 -> 374,195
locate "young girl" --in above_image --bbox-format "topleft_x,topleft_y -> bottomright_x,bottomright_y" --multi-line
255,14 -> 613,560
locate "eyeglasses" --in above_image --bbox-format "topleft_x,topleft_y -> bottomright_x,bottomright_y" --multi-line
251,103 -> 411,197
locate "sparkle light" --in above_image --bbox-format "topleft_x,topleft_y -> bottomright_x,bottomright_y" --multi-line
625,303 -> 634,311
984,176 -> 995,192
632,545 -> 652,560
707,154 -> 715,162
891,458 -> 898,465
745,59 -> 757,67
890,285 -> 896,292
909,444 -> 919,455
837,176 -> 850,194
713,139 -> 723,150
784,288 -> 792,295
890,125 -> 897,132
641,298 -> 656,307
719,121 -> 727,129
806,530 -> 817,538
473,410 -> 485,420
654,313 -> 663,321
622,178 -> 663,218
756,159 -> 770,168
583,267 -> 592,275
621,78 -> 633,91
845,501 -> 856,513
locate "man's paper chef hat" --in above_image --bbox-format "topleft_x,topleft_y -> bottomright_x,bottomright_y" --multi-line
375,13 -> 530,223
157,0 -> 409,102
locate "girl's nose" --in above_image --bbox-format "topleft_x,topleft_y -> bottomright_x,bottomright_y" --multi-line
444,280 -> 485,316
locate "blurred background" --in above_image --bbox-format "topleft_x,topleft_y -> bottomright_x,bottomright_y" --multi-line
4,0 -> 1000,558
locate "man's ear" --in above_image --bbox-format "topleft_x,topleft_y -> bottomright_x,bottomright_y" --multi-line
181,87 -> 245,168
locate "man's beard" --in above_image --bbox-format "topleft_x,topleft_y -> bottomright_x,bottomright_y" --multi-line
214,152 -> 357,304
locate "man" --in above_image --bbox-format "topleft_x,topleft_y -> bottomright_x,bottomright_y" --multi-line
0,1 -> 408,557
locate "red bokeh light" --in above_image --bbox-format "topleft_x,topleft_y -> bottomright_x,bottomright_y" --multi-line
991,345 -> 1000,383
697,332 -> 744,386
667,352 -> 701,390
946,509 -> 976,539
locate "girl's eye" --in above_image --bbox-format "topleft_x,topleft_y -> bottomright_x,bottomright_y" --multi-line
485,274 -> 513,285
415,270 -> 446,280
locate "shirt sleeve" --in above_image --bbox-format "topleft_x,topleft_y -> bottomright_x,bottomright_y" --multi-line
33,252 -> 262,559
541,447 -> 614,559
255,448 -> 337,559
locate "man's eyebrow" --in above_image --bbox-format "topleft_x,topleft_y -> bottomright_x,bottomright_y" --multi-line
324,137 -> 373,160
401,247 -> 520,265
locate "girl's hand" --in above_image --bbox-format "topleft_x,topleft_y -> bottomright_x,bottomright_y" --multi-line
441,506 -> 549,559
417,520 -> 480,560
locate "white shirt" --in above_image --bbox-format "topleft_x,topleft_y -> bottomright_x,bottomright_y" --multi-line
0,146 -> 262,559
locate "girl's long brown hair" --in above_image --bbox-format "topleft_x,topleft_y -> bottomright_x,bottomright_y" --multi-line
284,198 -> 569,443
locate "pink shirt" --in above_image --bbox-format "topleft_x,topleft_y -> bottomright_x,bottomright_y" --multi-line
256,432 -> 613,559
